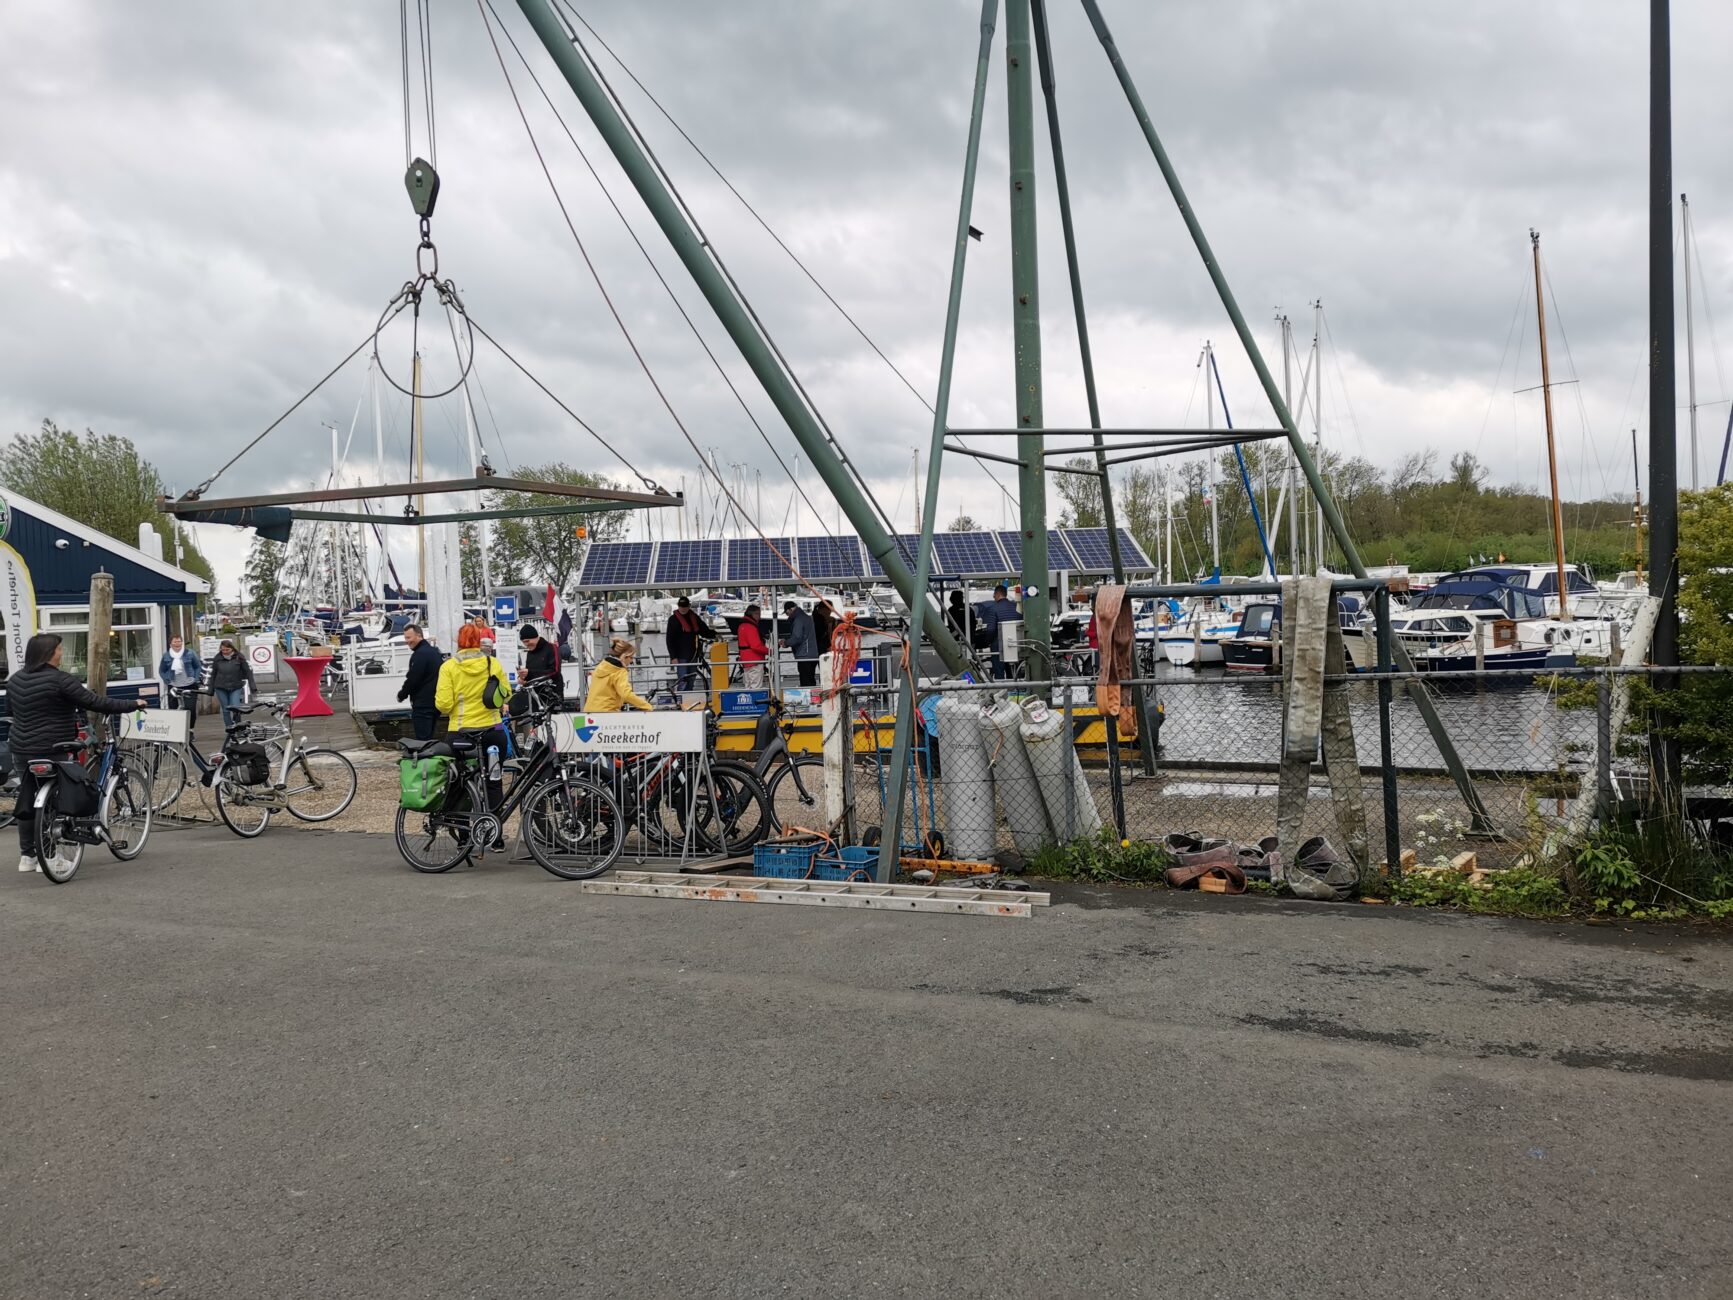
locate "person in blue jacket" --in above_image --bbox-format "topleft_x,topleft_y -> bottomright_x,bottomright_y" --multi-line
158,634 -> 206,732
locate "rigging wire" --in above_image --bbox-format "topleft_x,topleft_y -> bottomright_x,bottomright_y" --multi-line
188,306 -> 408,499
544,0 -> 1001,529
399,0 -> 414,166
464,313 -> 657,490
556,1 -> 1018,512
418,0 -> 438,166
1446,275 -> 1530,556
482,0 -> 839,542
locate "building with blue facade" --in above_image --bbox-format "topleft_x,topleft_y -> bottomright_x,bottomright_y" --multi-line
0,488 -> 210,707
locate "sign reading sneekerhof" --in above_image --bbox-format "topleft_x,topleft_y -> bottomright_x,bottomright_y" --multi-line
116,707 -> 191,746
549,711 -> 705,754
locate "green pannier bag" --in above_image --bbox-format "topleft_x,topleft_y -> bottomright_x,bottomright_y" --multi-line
399,755 -> 454,811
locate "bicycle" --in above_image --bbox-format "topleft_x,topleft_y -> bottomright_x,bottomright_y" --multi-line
394,686 -> 624,880
567,705 -> 773,858
27,716 -> 154,884
751,704 -> 827,834
210,698 -> 359,837
135,688 -> 290,818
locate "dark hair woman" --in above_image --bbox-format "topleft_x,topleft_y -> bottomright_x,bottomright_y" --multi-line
9,632 -> 135,873
811,600 -> 836,657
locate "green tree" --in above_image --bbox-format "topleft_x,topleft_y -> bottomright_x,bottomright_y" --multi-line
1,419 -> 216,596
243,537 -> 285,617
1052,457 -> 1105,528
1650,484 -> 1733,783
485,462 -> 633,596
946,514 -> 982,533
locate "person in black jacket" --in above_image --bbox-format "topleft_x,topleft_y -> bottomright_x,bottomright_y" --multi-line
518,622 -> 561,693
395,624 -> 443,740
207,639 -> 256,731
664,596 -> 717,693
10,632 -> 135,873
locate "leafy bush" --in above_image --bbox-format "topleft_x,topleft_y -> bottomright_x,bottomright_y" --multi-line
1029,829 -> 1171,884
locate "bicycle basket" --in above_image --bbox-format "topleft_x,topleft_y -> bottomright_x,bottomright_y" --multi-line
399,754 -> 455,812
52,760 -> 100,817
225,742 -> 273,787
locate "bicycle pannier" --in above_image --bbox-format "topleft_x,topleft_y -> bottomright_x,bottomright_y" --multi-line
53,760 -> 100,817
225,742 -> 273,787
399,755 -> 454,811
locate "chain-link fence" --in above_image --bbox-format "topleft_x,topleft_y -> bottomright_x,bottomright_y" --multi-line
788,664 -> 1732,877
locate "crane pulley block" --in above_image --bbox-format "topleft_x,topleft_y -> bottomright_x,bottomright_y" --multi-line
404,157 -> 440,219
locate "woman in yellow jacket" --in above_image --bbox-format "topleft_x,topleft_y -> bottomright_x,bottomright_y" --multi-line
435,623 -> 514,814
585,638 -> 653,712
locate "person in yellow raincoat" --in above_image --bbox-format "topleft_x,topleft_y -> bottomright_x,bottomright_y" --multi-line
435,623 -> 514,816
585,639 -> 653,712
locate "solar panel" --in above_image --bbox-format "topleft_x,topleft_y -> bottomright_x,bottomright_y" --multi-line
866,534 -> 932,578
932,531 -> 1011,578
793,535 -> 865,581
653,539 -> 723,586
1115,528 -> 1154,570
996,529 -> 1078,572
725,537 -> 794,583
1063,528 -> 1116,571
576,541 -> 654,589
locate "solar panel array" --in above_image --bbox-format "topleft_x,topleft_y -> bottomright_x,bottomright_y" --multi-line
725,537 -> 794,583
652,539 -> 722,586
794,535 -> 864,580
866,534 -> 932,579
574,528 -> 1153,590
575,541 -> 653,588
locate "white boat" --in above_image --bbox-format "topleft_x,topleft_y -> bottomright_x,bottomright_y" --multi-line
1159,611 -> 1241,667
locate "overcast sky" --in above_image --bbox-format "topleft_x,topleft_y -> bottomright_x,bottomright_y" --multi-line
3,0 -> 1730,598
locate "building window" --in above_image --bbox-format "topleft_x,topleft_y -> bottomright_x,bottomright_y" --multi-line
39,606 -> 157,682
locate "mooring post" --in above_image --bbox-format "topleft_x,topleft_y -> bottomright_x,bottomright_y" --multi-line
87,570 -> 114,693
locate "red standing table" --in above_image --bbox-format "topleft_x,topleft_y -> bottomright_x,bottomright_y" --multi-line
283,655 -> 335,718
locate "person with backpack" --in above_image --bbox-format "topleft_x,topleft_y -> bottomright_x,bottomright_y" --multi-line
8,632 -> 135,873
434,623 -> 514,820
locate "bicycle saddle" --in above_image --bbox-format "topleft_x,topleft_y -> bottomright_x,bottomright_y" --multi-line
398,739 -> 458,758
230,702 -> 273,715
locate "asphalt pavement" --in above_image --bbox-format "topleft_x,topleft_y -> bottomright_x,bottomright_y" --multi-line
4,827 -> 1730,1299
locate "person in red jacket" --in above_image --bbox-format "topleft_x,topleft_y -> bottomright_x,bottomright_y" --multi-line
736,603 -> 768,689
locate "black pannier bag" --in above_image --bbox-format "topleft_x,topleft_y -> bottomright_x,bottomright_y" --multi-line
225,742 -> 273,786
53,760 -> 100,817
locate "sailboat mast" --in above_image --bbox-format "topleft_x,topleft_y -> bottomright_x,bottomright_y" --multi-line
1632,428 -> 1645,585
1530,229 -> 1572,620
1205,341 -> 1219,575
1282,314 -> 1299,576
413,350 -> 426,597
1682,192 -> 1699,490
1312,300 -> 1324,571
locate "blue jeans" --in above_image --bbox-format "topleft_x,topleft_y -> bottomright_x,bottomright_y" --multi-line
215,687 -> 245,731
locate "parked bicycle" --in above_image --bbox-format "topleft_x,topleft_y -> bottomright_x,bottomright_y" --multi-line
394,681 -> 623,879
28,715 -> 153,884
207,697 -> 358,837
135,688 -> 291,819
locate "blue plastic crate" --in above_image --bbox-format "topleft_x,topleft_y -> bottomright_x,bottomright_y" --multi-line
813,845 -> 877,882
752,839 -> 822,879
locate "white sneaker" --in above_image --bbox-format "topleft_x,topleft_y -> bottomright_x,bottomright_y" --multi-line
18,854 -> 35,873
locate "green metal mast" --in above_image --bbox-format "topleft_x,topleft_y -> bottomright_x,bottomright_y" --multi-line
1006,0 -> 1049,674
875,0 -> 1000,882
513,0 -> 966,673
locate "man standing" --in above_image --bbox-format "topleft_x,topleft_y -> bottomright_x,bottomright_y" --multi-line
980,585 -> 1022,680
782,601 -> 820,688
664,596 -> 715,693
518,621 -> 562,707
158,633 -> 205,732
396,624 -> 443,741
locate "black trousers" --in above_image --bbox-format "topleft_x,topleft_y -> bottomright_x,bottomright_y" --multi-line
411,705 -> 438,741
797,659 -> 818,687
13,751 -> 53,853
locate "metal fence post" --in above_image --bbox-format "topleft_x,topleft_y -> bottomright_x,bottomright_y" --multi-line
1062,690 -> 1076,840
1375,587 -> 1401,879
1595,672 -> 1613,821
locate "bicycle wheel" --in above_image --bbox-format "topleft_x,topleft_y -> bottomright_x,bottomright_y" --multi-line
35,809 -> 84,884
520,775 -> 624,880
215,776 -> 271,838
680,761 -> 773,856
102,765 -> 153,860
140,742 -> 191,815
765,755 -> 826,834
281,748 -> 358,822
394,805 -> 473,873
